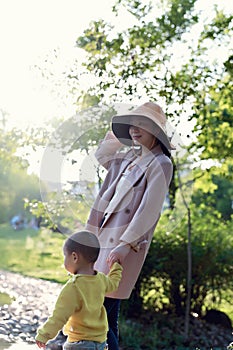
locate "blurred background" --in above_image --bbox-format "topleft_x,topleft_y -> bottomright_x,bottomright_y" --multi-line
0,0 -> 232,349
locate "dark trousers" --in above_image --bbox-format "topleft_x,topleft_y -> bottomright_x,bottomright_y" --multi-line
104,297 -> 121,350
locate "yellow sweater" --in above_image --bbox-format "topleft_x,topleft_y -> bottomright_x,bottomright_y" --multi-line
36,262 -> 122,344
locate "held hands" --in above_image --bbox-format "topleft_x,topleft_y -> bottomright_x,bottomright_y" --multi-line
36,340 -> 46,349
107,243 -> 131,267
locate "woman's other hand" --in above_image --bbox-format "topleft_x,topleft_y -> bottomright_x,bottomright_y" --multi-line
107,243 -> 131,266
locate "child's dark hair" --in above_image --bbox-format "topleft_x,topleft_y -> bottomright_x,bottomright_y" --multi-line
64,231 -> 100,263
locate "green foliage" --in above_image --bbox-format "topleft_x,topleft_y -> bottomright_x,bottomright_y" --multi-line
27,105 -> 120,232
75,0 -> 205,104
0,157 -> 40,224
157,0 -> 198,41
201,10 -> 233,41
113,0 -> 153,20
26,3 -> 233,345
0,127 -> 24,169
74,0 -> 233,186
0,125 -> 48,224
190,82 -> 233,162
24,199 -> 54,228
25,194 -> 90,234
119,312 -> 233,349
45,104 -> 114,154
75,0 -> 232,106
0,224 -> 232,349
0,224 -> 67,283
136,203 -> 233,316
193,174 -> 233,220
224,54 -> 233,75
0,292 -> 14,306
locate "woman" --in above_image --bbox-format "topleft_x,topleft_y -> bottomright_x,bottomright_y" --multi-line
86,102 -> 175,350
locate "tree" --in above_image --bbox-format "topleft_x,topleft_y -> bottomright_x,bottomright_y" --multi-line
137,203 -> 233,316
32,1 -> 233,340
71,0 -> 233,332
0,125 -> 42,223
75,0 -> 232,170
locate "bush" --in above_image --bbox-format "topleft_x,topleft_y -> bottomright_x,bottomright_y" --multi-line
119,312 -> 233,349
125,203 -> 233,318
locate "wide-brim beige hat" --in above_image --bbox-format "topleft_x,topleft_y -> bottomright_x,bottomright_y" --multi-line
112,102 -> 175,150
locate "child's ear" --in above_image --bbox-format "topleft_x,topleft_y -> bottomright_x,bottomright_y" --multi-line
72,252 -> 79,262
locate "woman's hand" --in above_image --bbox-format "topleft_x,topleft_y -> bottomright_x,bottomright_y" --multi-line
104,131 -> 122,147
104,131 -> 120,141
107,243 -> 131,267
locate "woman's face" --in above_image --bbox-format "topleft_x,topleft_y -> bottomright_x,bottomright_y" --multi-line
129,117 -> 157,150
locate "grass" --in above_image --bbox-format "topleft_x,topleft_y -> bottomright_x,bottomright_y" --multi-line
0,223 -> 232,349
0,223 -> 67,283
1,223 -> 233,320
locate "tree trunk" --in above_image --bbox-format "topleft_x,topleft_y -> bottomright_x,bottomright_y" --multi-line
184,207 -> 192,339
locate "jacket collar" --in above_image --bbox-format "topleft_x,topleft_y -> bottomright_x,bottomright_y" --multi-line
124,144 -> 163,172
99,145 -> 164,230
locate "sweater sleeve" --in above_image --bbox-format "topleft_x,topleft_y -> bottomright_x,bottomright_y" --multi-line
95,138 -> 122,169
36,281 -> 79,344
103,262 -> 123,294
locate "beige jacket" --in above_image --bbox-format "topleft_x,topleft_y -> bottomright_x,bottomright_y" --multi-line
86,139 -> 173,299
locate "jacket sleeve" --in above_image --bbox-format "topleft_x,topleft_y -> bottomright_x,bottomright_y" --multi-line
95,138 -> 122,169
35,281 -> 79,344
120,157 -> 173,249
103,262 -> 123,294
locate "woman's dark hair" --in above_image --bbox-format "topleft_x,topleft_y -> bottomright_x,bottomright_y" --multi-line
64,231 -> 100,263
158,140 -> 171,158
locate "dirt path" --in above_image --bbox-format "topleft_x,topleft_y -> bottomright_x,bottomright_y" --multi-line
0,270 -> 61,349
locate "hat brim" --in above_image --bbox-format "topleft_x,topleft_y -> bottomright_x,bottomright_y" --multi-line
112,114 -> 174,150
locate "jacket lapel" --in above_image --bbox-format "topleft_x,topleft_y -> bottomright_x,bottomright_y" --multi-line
99,147 -> 161,230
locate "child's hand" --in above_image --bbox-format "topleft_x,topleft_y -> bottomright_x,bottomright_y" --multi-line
36,340 -> 46,349
107,257 -> 121,269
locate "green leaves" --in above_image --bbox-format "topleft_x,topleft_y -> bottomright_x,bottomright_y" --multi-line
157,0 -> 198,41
140,203 -> 233,315
201,10 -> 233,41
74,0 -> 203,104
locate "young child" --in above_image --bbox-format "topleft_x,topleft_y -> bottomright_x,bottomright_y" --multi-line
35,230 -> 123,350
